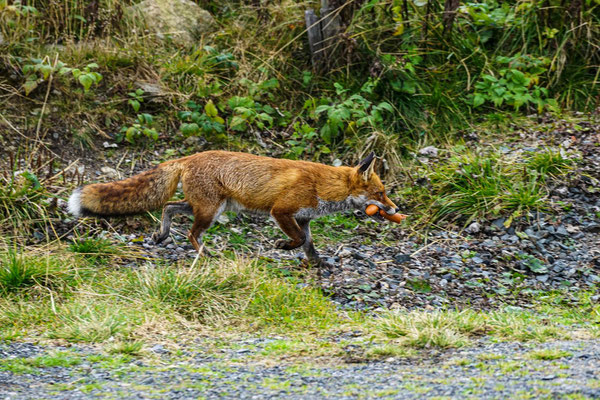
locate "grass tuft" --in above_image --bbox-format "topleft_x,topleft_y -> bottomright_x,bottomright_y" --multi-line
527,349 -> 573,360
69,236 -> 119,264
0,250 -> 86,295
526,148 -> 574,178
48,302 -> 135,342
107,340 -> 144,356
246,279 -> 340,331
374,310 -> 484,348
126,258 -> 260,322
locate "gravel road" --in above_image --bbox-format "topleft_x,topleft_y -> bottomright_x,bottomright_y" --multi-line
2,339 -> 599,399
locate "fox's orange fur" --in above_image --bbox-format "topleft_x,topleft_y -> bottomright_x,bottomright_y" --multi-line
69,151 -> 398,266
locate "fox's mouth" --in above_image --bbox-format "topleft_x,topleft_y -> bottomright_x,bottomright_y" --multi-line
364,199 -> 397,220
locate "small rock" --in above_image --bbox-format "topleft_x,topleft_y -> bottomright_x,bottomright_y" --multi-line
555,186 -> 569,196
150,344 -> 168,354
584,223 -> 600,233
491,218 -> 506,229
465,222 -> 481,234
418,146 -> 438,158
536,275 -> 549,283
338,248 -> 352,258
100,166 -> 120,179
555,225 -> 569,237
217,214 -> 230,224
394,254 -> 412,263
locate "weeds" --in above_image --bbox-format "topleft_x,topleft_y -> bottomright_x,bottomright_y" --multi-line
372,306 -> 574,348
527,349 -> 573,361
400,144 -> 577,225
527,148 -> 574,178
126,258 -> 259,322
0,250 -> 86,295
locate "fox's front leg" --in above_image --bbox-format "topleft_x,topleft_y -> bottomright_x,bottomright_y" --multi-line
295,218 -> 324,266
271,210 -> 306,250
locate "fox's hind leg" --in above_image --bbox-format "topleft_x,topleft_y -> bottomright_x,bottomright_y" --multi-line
187,202 -> 225,255
152,201 -> 193,244
271,211 -> 306,250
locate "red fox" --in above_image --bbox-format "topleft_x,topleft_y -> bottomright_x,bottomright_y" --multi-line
68,151 -> 398,266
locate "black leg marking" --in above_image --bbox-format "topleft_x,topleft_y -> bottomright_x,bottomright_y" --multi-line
153,201 -> 193,244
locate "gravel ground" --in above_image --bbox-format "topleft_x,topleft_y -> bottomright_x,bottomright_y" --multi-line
1,339 -> 599,399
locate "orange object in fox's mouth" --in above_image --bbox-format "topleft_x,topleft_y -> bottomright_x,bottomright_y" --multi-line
379,209 -> 408,223
364,204 -> 408,224
365,204 -> 379,216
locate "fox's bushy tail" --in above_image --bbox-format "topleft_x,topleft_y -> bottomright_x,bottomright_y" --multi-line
68,161 -> 184,217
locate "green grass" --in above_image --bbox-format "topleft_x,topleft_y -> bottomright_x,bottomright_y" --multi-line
124,258 -> 259,322
107,340 -> 144,356
0,351 -> 81,374
69,236 -> 120,264
527,148 -> 574,178
527,349 -> 573,361
48,301 -> 137,342
370,305 -> 583,348
0,250 -> 90,295
365,344 -> 417,359
397,142 -> 580,225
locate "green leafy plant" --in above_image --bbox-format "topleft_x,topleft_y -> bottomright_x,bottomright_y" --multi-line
22,58 -> 102,95
60,63 -> 102,93
178,100 -> 225,137
527,148 -> 573,178
227,95 -> 275,132
472,55 -> 556,112
127,89 -> 144,113
311,80 -> 394,144
118,113 -> 158,144
285,122 -> 330,159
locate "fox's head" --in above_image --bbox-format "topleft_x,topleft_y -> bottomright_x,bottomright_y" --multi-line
349,152 -> 398,216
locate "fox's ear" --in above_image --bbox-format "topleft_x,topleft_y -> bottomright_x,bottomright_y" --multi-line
357,152 -> 376,181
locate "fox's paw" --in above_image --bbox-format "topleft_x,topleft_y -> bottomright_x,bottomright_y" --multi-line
301,257 -> 335,269
274,239 -> 291,250
152,231 -> 167,244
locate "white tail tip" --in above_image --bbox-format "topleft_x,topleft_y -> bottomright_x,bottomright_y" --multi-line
68,188 -> 82,217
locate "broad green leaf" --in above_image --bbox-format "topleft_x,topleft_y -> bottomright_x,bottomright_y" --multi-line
204,100 -> 218,117
473,94 -> 485,107
180,123 -> 200,136
21,171 -> 41,190
377,102 -> 394,113
230,116 -> 246,130
128,99 -> 140,113
78,74 -> 94,92
23,80 -> 38,95
257,113 -> 273,126
315,105 -> 330,114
